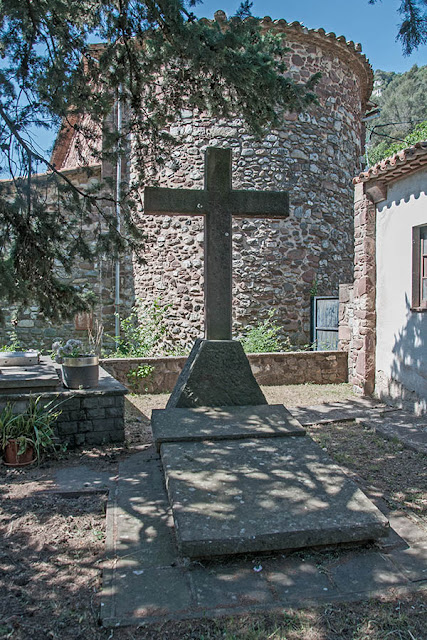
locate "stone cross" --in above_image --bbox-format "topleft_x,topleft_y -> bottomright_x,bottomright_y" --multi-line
144,147 -> 289,340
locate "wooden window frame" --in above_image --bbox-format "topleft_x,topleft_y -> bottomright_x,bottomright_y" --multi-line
412,225 -> 427,311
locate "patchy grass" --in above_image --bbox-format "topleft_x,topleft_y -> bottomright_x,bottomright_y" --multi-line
107,593 -> 427,639
263,383 -> 356,407
126,383 -> 356,421
1,384 -> 426,639
308,421 -> 427,517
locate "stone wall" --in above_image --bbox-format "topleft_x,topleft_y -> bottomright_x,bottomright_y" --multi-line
0,166 -> 135,352
339,183 -> 376,397
132,20 -> 373,352
0,367 -> 127,448
338,283 -> 354,353
101,350 -> 348,394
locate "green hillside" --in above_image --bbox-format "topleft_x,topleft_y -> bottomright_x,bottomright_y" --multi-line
367,65 -> 427,165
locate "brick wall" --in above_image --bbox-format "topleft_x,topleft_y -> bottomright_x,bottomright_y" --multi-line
0,367 -> 127,448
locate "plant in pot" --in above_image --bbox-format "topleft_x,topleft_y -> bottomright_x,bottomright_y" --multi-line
53,339 -> 99,389
1,396 -> 63,466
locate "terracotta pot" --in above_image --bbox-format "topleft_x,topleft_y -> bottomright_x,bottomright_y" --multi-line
62,355 -> 99,389
3,440 -> 35,467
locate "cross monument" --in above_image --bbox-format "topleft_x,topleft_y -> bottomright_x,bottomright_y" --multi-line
144,147 -> 289,340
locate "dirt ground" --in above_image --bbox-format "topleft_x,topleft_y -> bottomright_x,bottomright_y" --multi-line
0,384 -> 426,639
126,382 -> 356,421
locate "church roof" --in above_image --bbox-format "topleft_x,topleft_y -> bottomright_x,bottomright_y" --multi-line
51,13 -> 373,171
353,141 -> 427,186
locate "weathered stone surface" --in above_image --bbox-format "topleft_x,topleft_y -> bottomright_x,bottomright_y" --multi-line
0,361 -> 60,393
152,404 -> 305,450
161,436 -> 389,557
129,28 -> 371,352
102,350 -> 348,394
166,339 -> 267,408
0,362 -> 128,448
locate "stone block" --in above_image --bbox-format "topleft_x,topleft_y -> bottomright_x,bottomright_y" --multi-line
86,431 -> 109,445
92,418 -> 116,432
161,436 -> 389,558
152,404 -> 305,450
56,422 -> 78,435
167,339 -> 267,408
105,406 -> 124,418
77,420 -> 93,433
82,396 -> 103,409
86,407 -> 106,419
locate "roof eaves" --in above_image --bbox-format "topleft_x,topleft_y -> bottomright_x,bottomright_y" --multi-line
353,141 -> 427,186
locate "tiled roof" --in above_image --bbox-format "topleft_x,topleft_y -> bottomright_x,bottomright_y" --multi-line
207,12 -> 373,102
51,13 -> 373,170
353,141 -> 427,185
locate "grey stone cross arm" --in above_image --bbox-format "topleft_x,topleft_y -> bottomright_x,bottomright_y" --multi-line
144,147 -> 289,341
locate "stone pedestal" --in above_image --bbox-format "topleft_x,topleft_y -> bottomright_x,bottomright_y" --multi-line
166,339 -> 267,408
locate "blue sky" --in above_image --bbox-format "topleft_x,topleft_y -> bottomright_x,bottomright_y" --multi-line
193,0 -> 427,72
13,0 -> 427,169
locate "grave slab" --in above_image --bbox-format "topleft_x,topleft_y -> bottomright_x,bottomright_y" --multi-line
0,359 -> 60,393
166,339 -> 267,408
161,436 -> 389,558
152,404 -> 305,450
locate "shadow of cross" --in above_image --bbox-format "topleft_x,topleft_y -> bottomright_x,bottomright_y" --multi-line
144,147 -> 289,341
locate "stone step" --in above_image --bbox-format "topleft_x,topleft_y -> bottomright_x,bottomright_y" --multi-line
152,404 -> 305,451
161,436 -> 389,558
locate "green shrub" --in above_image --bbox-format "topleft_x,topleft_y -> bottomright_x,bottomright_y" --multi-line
240,312 -> 313,354
126,363 -> 155,391
240,312 -> 282,353
105,299 -> 171,358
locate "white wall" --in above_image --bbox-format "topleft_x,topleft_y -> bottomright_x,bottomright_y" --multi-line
376,169 -> 427,413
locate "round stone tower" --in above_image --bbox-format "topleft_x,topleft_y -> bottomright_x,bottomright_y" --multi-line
133,14 -> 373,350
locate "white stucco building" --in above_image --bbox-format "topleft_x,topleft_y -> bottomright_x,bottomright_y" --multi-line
342,141 -> 427,413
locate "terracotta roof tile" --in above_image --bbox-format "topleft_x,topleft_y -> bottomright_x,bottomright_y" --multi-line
353,141 -> 427,185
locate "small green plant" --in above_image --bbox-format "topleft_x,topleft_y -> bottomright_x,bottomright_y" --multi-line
126,363 -> 154,390
240,311 -> 282,353
106,299 -> 171,358
0,396 -> 64,462
0,329 -> 21,352
309,278 -> 319,297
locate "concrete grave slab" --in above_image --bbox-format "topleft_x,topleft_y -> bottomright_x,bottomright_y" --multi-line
101,446 -> 426,627
161,436 -> 389,558
0,360 -> 60,393
152,404 -> 305,450
166,339 -> 267,408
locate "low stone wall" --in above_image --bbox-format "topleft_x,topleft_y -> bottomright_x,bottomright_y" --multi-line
0,367 -> 128,448
248,351 -> 348,386
101,350 -> 348,394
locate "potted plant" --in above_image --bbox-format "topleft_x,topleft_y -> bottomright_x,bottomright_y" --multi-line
1,396 -> 62,466
53,339 -> 99,389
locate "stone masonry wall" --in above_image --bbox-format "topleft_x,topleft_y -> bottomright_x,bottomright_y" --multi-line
346,182 -> 377,395
0,362 -> 127,447
132,21 -> 373,352
338,283 -> 354,353
0,166 -> 135,352
101,350 -> 348,394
